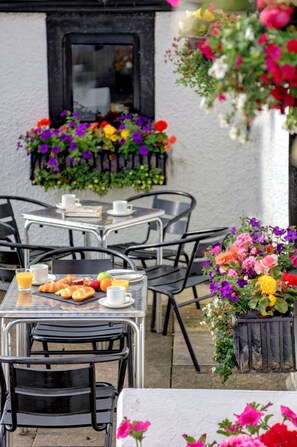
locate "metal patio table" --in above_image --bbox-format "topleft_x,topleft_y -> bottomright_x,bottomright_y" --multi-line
0,275 -> 147,388
22,200 -> 164,332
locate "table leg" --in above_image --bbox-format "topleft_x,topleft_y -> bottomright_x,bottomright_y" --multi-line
155,218 -> 164,334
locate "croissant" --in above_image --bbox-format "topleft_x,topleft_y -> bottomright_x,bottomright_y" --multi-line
38,281 -> 68,293
55,286 -> 79,299
72,286 -> 95,302
56,275 -> 80,286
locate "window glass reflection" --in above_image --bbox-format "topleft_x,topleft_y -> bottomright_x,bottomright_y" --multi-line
72,44 -> 133,120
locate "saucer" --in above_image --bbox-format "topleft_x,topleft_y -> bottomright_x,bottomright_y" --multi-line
56,203 -> 81,210
98,297 -> 135,309
32,274 -> 56,286
107,209 -> 134,217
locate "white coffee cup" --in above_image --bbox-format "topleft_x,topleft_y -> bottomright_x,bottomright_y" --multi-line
30,264 -> 49,283
112,200 -> 133,215
61,194 -> 80,208
106,286 -> 132,305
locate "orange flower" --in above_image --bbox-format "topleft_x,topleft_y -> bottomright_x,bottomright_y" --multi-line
215,251 -> 234,266
37,118 -> 51,128
168,135 -> 177,144
90,122 -> 99,131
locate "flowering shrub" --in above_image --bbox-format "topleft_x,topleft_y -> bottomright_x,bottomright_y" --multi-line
17,110 -> 175,195
202,216 -> 297,381
117,402 -> 297,446
166,1 -> 297,142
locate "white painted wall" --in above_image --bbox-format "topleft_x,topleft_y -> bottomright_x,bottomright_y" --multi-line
0,11 -> 290,247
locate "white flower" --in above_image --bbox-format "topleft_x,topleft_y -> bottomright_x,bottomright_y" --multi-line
219,113 -> 229,129
245,26 -> 254,41
185,10 -> 192,18
229,126 -> 238,140
178,20 -> 184,31
125,61 -> 132,69
235,93 -> 247,111
238,133 -> 248,144
208,56 -> 228,80
199,97 -> 211,112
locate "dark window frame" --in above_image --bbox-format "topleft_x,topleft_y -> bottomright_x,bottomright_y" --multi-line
47,13 -> 155,126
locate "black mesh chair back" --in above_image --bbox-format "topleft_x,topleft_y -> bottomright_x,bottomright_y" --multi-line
52,258 -> 113,274
0,351 -> 128,447
125,227 -> 229,372
110,190 -> 197,267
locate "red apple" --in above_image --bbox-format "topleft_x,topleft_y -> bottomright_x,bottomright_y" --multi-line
87,279 -> 100,290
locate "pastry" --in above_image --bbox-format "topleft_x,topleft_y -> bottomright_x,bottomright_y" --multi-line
56,274 -> 80,286
38,281 -> 68,293
72,286 -> 95,302
55,285 -> 79,299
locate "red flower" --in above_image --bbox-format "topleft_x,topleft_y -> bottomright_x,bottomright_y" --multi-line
37,118 -> 51,128
99,121 -> 109,128
198,39 -> 214,60
281,272 -> 297,286
235,54 -> 242,69
265,43 -> 282,60
259,423 -> 297,447
168,135 -> 176,144
153,120 -> 168,132
287,40 -> 297,53
260,7 -> 293,30
280,64 -> 297,82
266,58 -> 282,83
218,94 -> 226,102
271,86 -> 295,106
258,33 -> 267,45
261,73 -> 270,86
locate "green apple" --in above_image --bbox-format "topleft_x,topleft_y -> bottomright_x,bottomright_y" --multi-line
97,271 -> 112,281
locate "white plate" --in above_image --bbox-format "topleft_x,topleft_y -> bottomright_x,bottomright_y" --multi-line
106,209 -> 134,217
112,274 -> 143,283
106,269 -> 138,275
32,274 -> 56,286
98,297 -> 135,309
56,203 -> 81,210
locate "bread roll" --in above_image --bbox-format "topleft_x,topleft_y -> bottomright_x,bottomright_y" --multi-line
55,285 -> 79,299
38,281 -> 68,293
72,286 -> 95,302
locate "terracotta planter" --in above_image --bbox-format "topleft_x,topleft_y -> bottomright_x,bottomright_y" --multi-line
233,313 -> 295,372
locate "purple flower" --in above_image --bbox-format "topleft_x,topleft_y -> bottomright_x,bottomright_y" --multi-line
273,226 -> 286,236
69,120 -> 76,128
230,226 -> 237,234
72,112 -> 81,119
276,243 -> 284,253
133,131 -> 143,145
202,260 -> 211,267
139,145 -> 149,156
69,142 -> 78,151
82,150 -> 92,159
142,124 -> 152,131
40,129 -> 52,140
16,141 -> 21,151
285,229 -> 297,243
219,281 -> 238,301
52,129 -> 60,135
69,157 -> 75,164
118,123 -> 125,130
76,125 -> 86,137
54,166 -> 60,172
40,144 -> 49,154
48,156 -> 57,166
119,138 -> 125,145
60,110 -> 68,116
60,133 -> 68,142
248,217 -> 262,227
210,281 -> 219,296
237,278 -> 248,288
53,145 -> 61,154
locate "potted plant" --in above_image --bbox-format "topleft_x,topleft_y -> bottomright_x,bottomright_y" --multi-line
202,216 -> 297,382
165,0 -> 297,142
17,110 -> 176,195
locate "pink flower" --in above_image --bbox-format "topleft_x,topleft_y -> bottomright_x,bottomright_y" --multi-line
233,233 -> 252,249
260,7 -> 292,29
116,419 -> 132,439
219,434 -> 265,447
281,405 -> 297,427
281,64 -> 297,82
227,269 -> 238,277
165,0 -> 182,6
210,245 -> 221,255
258,33 -> 267,45
133,420 -> 151,432
242,256 -> 256,270
234,404 -> 265,427
261,254 -> 278,272
265,43 -> 282,60
254,260 -> 264,275
290,253 -> 297,267
235,54 -> 242,69
287,40 -> 297,53
198,40 -> 214,60
187,441 -> 205,447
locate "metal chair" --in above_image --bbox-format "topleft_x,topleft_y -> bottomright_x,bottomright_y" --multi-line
125,228 -> 229,372
110,190 -> 197,267
0,195 -> 74,282
28,246 -> 136,386
0,349 -> 129,447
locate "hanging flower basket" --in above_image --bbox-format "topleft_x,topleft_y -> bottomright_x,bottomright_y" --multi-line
233,313 -> 295,372
18,111 -> 175,196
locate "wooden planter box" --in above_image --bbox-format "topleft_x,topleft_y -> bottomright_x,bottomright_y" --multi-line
30,151 -> 168,182
233,314 -> 295,373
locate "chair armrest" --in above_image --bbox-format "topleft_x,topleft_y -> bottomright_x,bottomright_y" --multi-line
184,227 -> 229,237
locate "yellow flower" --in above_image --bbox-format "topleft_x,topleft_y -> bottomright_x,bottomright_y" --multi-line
120,129 -> 130,139
194,8 -> 215,22
110,134 -> 118,142
258,275 -> 277,295
103,124 -> 117,138
268,294 -> 277,307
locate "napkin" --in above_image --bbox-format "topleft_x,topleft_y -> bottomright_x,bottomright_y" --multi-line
64,206 -> 102,218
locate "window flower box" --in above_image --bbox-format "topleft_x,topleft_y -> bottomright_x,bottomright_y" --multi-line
18,111 -> 175,195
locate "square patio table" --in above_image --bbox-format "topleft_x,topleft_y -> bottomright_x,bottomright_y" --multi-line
0,274 -> 147,388
22,199 -> 164,332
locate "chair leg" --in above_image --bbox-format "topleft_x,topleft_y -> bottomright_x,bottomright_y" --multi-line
162,298 -> 172,336
150,292 -> 157,332
193,286 -> 201,309
126,328 -> 134,388
105,423 -> 113,447
168,293 -> 200,372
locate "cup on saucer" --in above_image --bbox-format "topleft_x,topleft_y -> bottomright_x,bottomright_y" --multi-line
112,200 -> 132,215
61,194 -> 80,209
30,264 -> 49,284
106,285 -> 132,306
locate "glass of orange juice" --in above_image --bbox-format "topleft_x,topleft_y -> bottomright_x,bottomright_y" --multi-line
15,268 -> 33,292
111,279 -> 129,291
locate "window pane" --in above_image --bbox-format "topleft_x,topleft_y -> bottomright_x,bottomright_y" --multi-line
72,44 -> 133,120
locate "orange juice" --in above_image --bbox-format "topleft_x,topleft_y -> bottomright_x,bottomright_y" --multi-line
16,269 -> 33,292
111,279 -> 129,291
